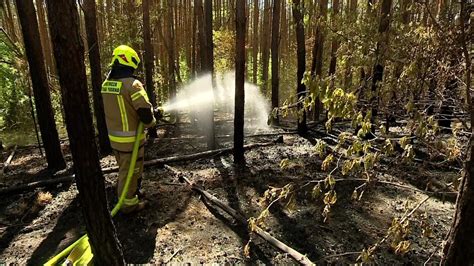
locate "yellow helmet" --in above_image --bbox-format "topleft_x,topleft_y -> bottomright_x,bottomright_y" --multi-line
110,45 -> 140,69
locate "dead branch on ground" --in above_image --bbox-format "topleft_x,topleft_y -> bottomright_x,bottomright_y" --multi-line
164,164 -> 315,265
0,137 -> 284,195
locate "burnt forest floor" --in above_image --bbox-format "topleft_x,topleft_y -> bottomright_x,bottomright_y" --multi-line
0,113 -> 460,265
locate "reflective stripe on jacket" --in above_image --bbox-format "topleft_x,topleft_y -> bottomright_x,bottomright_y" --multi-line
101,77 -> 152,152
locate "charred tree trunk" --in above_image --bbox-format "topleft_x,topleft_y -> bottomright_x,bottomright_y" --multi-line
204,0 -> 216,149
441,2 -> 474,263
310,0 -> 328,121
83,0 -> 112,154
143,0 -> 158,138
292,0 -> 307,135
234,0 -> 246,164
45,0 -> 124,264
203,0 -> 214,75
16,0 -> 66,171
196,0 -> 205,73
369,0 -> 392,135
442,135 -> 474,264
270,0 -> 281,125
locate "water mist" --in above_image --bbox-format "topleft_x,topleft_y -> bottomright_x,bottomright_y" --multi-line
162,71 -> 270,134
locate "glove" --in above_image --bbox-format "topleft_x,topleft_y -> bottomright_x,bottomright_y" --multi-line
154,107 -> 164,121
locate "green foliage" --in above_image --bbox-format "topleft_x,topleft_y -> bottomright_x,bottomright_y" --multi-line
214,30 -> 236,73
0,37 -> 31,130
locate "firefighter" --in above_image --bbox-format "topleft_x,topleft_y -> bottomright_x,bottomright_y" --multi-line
101,45 -> 156,214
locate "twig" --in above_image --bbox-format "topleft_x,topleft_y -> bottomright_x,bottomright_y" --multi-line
164,248 -> 183,264
0,27 -> 22,57
318,251 -> 361,262
370,196 -> 431,254
1,145 -> 17,176
301,177 -> 456,197
423,239 -> 443,266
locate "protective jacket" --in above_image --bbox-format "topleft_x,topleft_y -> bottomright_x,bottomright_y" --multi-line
101,77 -> 155,152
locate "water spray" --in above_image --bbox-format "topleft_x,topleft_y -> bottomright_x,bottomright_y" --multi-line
160,71 -> 271,132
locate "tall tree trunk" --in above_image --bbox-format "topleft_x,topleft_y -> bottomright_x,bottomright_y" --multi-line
441,1 -> 474,262
270,0 -> 281,125
45,0 -> 124,264
260,0 -> 271,94
252,0 -> 259,84
106,0 -> 113,39
192,0 -> 198,76
344,0 -> 358,88
280,0 -> 288,59
292,0 -> 307,135
143,0 -> 158,138
234,0 -> 246,164
96,0 -> 104,44
203,0 -> 216,149
196,0 -> 205,73
311,0 -> 328,121
166,0 -> 177,100
4,0 -> 18,43
328,0 -> 340,77
35,0 -> 56,76
83,0 -> 112,155
204,0 -> 214,74
370,0 -> 392,134
15,0 -> 66,171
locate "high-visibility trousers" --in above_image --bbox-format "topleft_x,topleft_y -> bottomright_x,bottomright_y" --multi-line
113,146 -> 145,212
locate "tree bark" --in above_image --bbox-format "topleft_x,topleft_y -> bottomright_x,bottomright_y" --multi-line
143,0 -> 158,138
203,0 -> 214,74
35,0 -> 56,76
3,0 -> 18,44
204,0 -> 216,149
328,0 -> 340,77
15,0 -> 66,171
280,0 -> 288,59
192,0 -> 198,76
83,0 -> 112,155
441,1 -> 474,263
196,0 -> 205,73
270,0 -> 281,125
292,0 -> 307,135
234,0 -> 246,164
370,0 -> 392,133
166,0 -> 177,100
260,0 -> 271,95
310,0 -> 328,121
45,0 -> 124,264
252,0 -> 259,84
343,0 -> 357,88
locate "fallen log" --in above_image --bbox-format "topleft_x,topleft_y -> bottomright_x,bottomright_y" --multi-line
1,145 -> 18,176
0,137 -> 284,195
155,131 -> 296,141
164,164 -> 315,265
0,174 -> 75,195
103,136 -> 284,172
